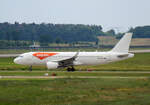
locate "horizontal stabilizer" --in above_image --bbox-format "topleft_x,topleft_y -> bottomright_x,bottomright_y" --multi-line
117,54 -> 129,58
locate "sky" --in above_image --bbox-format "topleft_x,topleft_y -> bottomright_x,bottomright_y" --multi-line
0,0 -> 150,32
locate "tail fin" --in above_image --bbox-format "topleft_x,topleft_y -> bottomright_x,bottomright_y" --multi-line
111,33 -> 133,53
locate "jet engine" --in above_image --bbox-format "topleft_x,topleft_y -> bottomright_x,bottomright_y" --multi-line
46,62 -> 59,69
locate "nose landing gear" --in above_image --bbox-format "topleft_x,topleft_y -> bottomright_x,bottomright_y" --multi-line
29,65 -> 32,71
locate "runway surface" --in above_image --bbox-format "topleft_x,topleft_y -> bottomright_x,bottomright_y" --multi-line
0,76 -> 150,79
0,50 -> 150,57
0,54 -> 20,57
0,71 -> 150,79
1,71 -> 150,73
129,50 -> 150,53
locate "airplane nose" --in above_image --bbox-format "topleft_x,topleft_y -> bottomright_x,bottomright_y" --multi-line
14,58 -> 20,64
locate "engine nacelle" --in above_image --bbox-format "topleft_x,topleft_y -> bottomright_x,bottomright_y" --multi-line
46,62 -> 59,69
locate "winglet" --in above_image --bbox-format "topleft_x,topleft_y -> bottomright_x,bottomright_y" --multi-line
111,33 -> 133,53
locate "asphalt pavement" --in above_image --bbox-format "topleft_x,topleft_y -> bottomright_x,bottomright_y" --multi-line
0,76 -> 150,79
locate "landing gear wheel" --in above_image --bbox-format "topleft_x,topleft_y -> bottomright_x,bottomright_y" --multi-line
71,67 -> 75,72
67,67 -> 71,72
67,67 -> 75,72
29,65 -> 32,71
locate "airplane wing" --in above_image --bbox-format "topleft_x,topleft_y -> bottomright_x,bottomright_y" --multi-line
52,52 -> 79,67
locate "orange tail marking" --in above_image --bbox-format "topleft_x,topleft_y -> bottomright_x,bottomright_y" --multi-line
33,52 -> 58,60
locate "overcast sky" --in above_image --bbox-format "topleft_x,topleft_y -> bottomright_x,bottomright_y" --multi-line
0,0 -> 150,32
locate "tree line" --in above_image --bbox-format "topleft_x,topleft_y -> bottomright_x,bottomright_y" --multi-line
0,22 -> 150,47
129,26 -> 150,38
116,26 -> 150,39
0,22 -> 104,44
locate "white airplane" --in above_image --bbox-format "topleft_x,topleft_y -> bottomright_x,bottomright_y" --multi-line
14,33 -> 134,71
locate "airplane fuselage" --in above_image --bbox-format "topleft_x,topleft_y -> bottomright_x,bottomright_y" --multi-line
14,33 -> 134,70
14,51 -> 134,66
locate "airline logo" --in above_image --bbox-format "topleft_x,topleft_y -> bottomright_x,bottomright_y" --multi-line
33,52 -> 58,60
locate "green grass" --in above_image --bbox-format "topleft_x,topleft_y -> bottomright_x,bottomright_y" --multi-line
0,71 -> 150,77
0,53 -> 150,105
0,53 -> 150,71
0,78 -> 150,105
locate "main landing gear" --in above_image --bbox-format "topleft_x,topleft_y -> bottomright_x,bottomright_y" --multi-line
67,66 -> 75,72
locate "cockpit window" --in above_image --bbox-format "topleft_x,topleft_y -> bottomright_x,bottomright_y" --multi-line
18,56 -> 24,58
